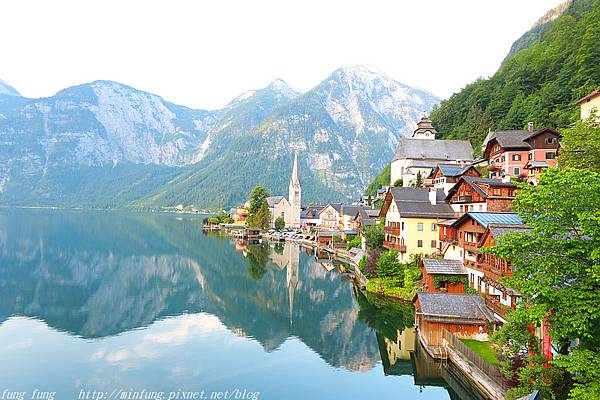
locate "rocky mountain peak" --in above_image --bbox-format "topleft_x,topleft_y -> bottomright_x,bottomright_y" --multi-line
0,79 -> 21,97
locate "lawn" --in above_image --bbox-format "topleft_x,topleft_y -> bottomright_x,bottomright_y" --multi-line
460,339 -> 499,365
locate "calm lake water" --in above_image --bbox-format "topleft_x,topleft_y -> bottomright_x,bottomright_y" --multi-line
0,209 -> 484,400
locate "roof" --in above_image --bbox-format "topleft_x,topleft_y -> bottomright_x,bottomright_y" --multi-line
525,161 -> 549,168
479,223 -> 532,246
387,187 -> 454,219
516,390 -> 544,400
266,196 -> 286,207
453,212 -> 523,229
341,204 -> 363,216
437,219 -> 457,227
415,292 -> 499,323
435,163 -> 478,178
323,203 -> 342,213
405,160 -> 441,169
575,89 -> 600,105
393,138 -> 473,162
483,130 -> 532,150
422,259 -> 467,275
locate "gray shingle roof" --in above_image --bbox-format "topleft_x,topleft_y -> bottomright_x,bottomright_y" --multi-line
487,223 -> 531,242
390,187 -> 454,219
393,138 -> 474,162
436,163 -> 476,177
416,292 -> 498,322
422,259 -> 467,275
483,130 -> 532,149
266,196 -> 286,207
341,205 -> 363,216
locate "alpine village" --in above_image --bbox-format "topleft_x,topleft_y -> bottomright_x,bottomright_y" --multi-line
203,73 -> 600,400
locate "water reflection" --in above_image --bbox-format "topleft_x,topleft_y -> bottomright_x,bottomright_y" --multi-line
0,210 -> 482,399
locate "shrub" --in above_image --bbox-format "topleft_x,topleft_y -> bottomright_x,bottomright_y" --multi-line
376,250 -> 404,279
346,235 -> 362,250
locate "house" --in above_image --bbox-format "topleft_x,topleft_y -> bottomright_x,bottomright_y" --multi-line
445,176 -> 518,214
391,117 -> 474,187
413,292 -> 500,347
476,223 -> 530,318
318,203 -> 342,231
265,153 -> 302,228
482,124 -> 560,181
229,206 -> 249,224
301,205 -> 324,230
429,163 -> 480,194
340,205 -> 366,238
420,259 -> 467,293
436,218 -> 461,260
353,208 -> 380,233
380,187 -> 454,260
449,212 -> 523,302
575,88 -> 600,121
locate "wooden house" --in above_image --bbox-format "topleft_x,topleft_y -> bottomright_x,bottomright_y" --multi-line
420,259 -> 467,293
445,176 -> 517,214
413,292 -> 500,347
430,163 -> 481,194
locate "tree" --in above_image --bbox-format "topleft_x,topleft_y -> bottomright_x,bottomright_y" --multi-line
411,172 -> 423,188
559,113 -> 600,172
274,216 -> 285,231
489,168 -> 600,399
246,244 -> 269,281
363,223 -> 384,249
250,201 -> 271,230
247,185 -> 270,229
393,178 -> 403,187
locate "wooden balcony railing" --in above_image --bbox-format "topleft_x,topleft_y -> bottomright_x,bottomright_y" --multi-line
485,296 -> 511,317
384,226 -> 400,236
384,241 -> 406,252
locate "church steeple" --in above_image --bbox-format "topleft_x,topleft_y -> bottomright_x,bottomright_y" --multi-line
288,151 -> 301,228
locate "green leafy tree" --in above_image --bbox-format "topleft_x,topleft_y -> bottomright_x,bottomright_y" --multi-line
274,216 -> 285,231
559,113 -> 600,172
376,250 -> 404,279
489,168 -> 600,399
346,235 -> 362,250
363,223 -> 384,249
411,172 -> 423,188
247,185 -> 270,228
393,179 -> 403,187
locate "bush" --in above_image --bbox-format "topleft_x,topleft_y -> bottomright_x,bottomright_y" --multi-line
364,223 -> 384,249
274,216 -> 285,230
364,249 -> 381,278
346,235 -> 362,250
376,250 -> 404,279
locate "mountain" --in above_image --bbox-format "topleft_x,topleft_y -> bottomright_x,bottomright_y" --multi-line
430,0 -> 600,152
0,67 -> 438,209
0,79 -> 21,97
137,66 -> 438,208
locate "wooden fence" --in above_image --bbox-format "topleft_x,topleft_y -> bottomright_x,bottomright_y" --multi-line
443,329 -> 509,391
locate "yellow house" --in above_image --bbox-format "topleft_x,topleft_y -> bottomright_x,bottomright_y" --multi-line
576,89 -> 600,121
380,187 -> 454,261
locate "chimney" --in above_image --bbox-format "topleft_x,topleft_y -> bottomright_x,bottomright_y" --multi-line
527,122 -> 534,132
429,188 -> 438,205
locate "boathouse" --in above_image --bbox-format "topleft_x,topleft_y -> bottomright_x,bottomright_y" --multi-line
413,292 -> 500,347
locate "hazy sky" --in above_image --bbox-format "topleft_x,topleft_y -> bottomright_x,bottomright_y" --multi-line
1,0 -> 564,109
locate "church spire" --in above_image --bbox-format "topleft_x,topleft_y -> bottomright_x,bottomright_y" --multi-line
290,151 -> 299,186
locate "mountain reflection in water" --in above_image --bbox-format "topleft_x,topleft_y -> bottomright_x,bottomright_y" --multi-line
0,209 -> 483,399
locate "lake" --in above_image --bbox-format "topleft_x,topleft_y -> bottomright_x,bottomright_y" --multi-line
0,209 -> 484,400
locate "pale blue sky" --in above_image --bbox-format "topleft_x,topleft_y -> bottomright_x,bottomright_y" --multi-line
1,0 -> 564,109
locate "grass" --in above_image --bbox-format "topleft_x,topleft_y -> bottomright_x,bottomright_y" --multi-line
365,277 -> 416,300
460,339 -> 499,365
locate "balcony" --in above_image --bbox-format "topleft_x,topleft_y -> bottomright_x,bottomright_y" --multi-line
384,226 -> 400,236
485,296 -> 511,317
384,241 -> 407,252
454,195 -> 473,203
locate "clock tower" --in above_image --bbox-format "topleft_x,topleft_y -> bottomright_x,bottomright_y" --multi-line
411,116 -> 437,140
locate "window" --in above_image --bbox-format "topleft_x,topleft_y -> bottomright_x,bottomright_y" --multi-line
501,156 -> 505,162
513,167 -> 520,175
493,188 -> 501,196
417,240 -> 423,248
512,154 -> 521,161
431,223 -> 436,231
545,152 -> 556,159
417,223 -> 423,231
528,153 -> 532,160
431,240 -> 436,248
545,137 -> 556,144
401,222 -> 405,230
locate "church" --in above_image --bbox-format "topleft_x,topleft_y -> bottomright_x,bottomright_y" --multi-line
390,117 -> 474,187
265,153 -> 302,228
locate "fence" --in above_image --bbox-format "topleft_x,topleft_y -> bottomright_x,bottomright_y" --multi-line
443,329 -> 509,391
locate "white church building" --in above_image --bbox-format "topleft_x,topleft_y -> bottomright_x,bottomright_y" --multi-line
266,153 -> 302,228
391,117 -> 474,187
